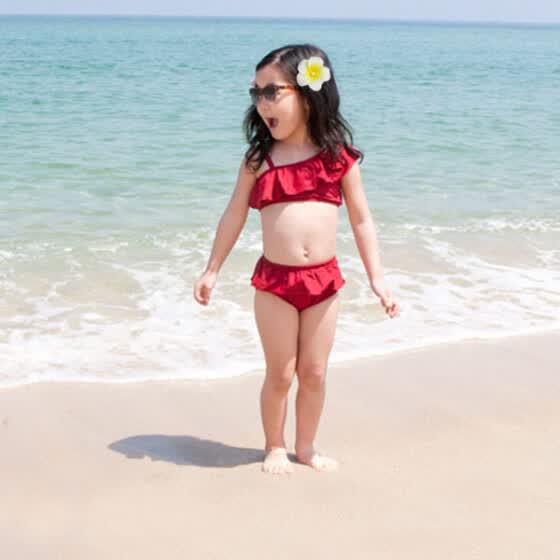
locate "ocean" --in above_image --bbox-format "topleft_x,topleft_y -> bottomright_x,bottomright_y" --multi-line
1,15 -> 559,388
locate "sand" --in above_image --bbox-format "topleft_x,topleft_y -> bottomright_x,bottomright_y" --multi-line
1,329 -> 559,559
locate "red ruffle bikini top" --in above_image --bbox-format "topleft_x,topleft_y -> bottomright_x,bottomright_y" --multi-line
248,144 -> 360,211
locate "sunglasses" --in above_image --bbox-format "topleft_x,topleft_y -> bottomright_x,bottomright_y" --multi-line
249,84 -> 297,104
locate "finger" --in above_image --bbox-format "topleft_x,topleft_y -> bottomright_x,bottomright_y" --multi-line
196,285 -> 208,304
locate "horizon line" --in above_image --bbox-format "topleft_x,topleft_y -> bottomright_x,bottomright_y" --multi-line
1,13 -> 559,26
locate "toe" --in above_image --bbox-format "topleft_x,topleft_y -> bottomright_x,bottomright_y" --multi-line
311,453 -> 338,472
262,448 -> 294,474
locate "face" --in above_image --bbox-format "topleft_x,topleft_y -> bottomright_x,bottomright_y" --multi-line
252,64 -> 310,142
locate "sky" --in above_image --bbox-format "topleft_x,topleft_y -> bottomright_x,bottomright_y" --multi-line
1,1 -> 559,24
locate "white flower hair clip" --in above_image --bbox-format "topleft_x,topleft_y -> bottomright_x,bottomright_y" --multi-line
296,56 -> 331,92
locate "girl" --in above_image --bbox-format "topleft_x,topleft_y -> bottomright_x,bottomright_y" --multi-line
194,43 -> 399,475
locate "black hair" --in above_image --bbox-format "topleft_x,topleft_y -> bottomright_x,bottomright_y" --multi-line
242,43 -> 363,173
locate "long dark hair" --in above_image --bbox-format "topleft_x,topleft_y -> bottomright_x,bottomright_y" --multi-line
242,43 -> 363,173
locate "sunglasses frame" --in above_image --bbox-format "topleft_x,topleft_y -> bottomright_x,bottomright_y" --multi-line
249,84 -> 298,104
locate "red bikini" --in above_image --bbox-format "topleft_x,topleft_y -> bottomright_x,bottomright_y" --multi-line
248,144 -> 359,210
250,144 -> 361,311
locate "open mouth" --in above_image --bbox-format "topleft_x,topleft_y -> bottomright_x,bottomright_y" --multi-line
267,118 -> 278,129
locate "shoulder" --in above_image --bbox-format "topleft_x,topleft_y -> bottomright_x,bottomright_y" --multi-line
338,144 -> 363,180
243,150 -> 271,180
322,143 -> 363,178
339,143 -> 363,165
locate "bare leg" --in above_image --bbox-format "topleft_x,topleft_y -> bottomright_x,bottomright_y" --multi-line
254,289 -> 299,474
295,293 -> 340,472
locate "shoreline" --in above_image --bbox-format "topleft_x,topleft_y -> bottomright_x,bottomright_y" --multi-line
2,329 -> 559,558
2,325 -> 559,391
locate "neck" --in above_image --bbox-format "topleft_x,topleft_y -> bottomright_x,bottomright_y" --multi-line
280,121 -> 314,148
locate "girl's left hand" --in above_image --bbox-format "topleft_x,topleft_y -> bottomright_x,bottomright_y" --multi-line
370,276 -> 399,318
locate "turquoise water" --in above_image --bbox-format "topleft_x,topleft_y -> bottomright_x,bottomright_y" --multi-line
1,15 -> 559,387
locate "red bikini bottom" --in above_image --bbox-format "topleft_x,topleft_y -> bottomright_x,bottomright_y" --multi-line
250,253 -> 345,312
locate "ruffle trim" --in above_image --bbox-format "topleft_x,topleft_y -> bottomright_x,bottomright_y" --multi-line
251,257 -> 345,296
249,144 -> 360,210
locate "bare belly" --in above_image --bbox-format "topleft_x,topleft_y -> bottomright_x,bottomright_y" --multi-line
260,200 -> 339,266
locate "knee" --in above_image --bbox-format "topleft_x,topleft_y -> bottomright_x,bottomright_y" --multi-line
297,363 -> 327,391
265,368 -> 295,393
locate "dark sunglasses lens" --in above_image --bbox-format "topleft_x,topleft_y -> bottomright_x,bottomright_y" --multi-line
249,85 -> 280,104
263,85 -> 277,102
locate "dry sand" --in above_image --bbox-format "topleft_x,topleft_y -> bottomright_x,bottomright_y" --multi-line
1,329 -> 559,559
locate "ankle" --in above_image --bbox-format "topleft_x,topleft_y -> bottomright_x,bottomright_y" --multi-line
265,444 -> 287,453
295,443 -> 314,455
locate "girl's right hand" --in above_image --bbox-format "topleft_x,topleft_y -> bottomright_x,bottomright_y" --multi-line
193,271 -> 217,306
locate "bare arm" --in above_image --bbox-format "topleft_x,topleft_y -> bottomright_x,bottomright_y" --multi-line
341,162 -> 384,283
204,157 -> 256,275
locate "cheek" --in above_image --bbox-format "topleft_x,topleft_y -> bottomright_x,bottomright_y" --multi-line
278,99 -> 304,124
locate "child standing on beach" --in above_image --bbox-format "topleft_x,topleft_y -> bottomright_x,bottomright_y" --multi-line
194,43 -> 399,475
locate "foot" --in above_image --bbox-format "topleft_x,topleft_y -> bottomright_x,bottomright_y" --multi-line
295,447 -> 339,472
262,447 -> 294,475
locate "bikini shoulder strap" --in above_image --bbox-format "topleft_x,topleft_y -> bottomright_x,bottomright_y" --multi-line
264,153 -> 275,169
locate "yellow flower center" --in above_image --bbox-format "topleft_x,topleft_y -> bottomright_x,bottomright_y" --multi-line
307,64 -> 321,80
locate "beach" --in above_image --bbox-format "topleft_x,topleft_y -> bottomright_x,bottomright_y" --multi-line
2,329 -> 559,559
2,15 -> 560,559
